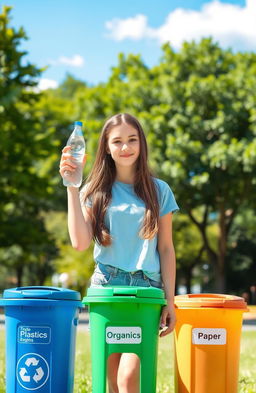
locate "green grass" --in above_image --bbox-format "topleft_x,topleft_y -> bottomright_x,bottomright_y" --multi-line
0,329 -> 255,392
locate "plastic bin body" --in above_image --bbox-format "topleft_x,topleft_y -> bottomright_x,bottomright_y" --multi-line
0,286 -> 82,393
83,286 -> 166,393
174,294 -> 248,393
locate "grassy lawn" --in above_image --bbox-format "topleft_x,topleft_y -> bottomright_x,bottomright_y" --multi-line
0,329 -> 255,393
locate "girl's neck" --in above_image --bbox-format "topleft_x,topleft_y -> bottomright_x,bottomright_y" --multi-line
115,166 -> 136,185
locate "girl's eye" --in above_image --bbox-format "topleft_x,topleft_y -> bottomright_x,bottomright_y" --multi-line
112,138 -> 137,144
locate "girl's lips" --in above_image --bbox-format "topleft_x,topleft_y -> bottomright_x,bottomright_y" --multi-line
120,154 -> 133,157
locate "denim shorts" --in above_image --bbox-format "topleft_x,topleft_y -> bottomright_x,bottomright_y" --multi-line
90,262 -> 163,289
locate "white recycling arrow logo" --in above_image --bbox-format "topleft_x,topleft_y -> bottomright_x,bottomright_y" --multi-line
19,362 -> 44,383
33,367 -> 44,383
25,357 -> 39,367
17,353 -> 49,390
19,368 -> 30,382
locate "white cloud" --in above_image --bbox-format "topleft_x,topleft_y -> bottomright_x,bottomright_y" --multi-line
105,14 -> 149,41
49,54 -> 84,67
105,0 -> 256,51
38,78 -> 58,90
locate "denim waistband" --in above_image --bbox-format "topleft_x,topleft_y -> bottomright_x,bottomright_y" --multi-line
92,262 -> 163,288
96,262 -> 148,278
95,262 -> 162,284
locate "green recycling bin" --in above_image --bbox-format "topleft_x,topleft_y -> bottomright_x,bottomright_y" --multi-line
83,286 -> 166,393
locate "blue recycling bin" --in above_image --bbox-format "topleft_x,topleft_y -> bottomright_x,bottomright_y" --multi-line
0,286 -> 82,393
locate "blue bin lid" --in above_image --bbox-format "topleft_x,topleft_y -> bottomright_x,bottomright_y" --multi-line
3,286 -> 81,301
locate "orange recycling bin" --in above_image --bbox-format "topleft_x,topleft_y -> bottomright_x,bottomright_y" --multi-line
174,294 -> 248,393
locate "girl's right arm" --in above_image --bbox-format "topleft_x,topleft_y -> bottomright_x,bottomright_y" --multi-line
60,146 -> 93,251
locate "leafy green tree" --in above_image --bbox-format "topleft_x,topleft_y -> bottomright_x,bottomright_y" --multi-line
152,39 -> 256,291
226,208 -> 256,295
173,211 -> 217,293
31,86 -> 78,210
44,211 -> 94,294
56,73 -> 87,99
0,6 -> 58,286
54,244 -> 94,294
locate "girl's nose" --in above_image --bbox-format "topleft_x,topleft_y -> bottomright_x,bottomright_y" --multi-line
121,143 -> 128,150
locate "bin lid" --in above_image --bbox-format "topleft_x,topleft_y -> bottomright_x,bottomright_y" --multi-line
174,293 -> 247,309
3,286 -> 81,301
83,286 -> 166,305
86,286 -> 165,299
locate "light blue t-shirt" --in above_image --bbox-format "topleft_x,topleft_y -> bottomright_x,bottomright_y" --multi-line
81,178 -> 179,281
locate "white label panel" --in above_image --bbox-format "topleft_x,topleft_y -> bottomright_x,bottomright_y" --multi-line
106,327 -> 142,344
192,328 -> 226,345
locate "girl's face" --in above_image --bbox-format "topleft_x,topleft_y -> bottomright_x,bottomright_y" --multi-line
107,123 -> 140,169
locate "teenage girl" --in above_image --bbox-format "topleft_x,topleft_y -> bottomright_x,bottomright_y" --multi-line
59,113 -> 179,393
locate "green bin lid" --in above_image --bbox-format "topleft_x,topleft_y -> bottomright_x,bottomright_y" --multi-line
3,286 -> 81,301
86,286 -> 165,299
83,286 -> 167,305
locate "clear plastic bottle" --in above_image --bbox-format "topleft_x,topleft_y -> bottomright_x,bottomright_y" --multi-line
63,121 -> 85,187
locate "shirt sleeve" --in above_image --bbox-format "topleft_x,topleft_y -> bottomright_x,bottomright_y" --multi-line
79,184 -> 93,208
158,180 -> 179,217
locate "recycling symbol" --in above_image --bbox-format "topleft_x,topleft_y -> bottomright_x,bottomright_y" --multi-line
16,353 -> 49,390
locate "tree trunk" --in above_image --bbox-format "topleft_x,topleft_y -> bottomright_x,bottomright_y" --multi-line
185,269 -> 192,294
212,260 -> 226,293
215,203 -> 227,293
187,204 -> 236,294
16,264 -> 23,287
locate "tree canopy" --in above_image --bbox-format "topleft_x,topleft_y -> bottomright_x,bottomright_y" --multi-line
0,6 -> 57,285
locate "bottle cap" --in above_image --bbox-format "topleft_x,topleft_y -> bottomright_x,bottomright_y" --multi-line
75,121 -> 83,126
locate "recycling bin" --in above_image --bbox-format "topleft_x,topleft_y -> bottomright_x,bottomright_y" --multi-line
83,286 -> 166,393
0,286 -> 82,393
174,293 -> 248,393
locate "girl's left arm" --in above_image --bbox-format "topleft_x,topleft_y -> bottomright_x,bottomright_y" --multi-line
158,212 -> 177,337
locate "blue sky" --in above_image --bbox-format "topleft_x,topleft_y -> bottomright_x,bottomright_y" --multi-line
1,0 -> 253,89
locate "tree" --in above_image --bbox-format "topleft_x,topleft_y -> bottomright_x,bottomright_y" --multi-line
226,208 -> 256,295
0,7 -> 58,286
152,39 -> 256,291
56,73 -> 87,99
173,211 -> 218,293
43,211 -> 94,294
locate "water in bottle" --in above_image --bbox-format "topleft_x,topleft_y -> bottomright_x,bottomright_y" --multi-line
63,121 -> 85,187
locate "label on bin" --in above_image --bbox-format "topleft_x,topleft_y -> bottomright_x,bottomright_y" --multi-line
18,326 -> 51,345
106,327 -> 142,344
192,328 -> 226,345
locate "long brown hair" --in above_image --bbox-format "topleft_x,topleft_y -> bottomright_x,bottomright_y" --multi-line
82,113 -> 159,246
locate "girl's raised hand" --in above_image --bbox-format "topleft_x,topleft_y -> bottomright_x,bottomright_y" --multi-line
59,146 -> 87,179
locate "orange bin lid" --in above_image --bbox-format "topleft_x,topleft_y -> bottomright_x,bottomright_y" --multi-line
174,293 -> 248,309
